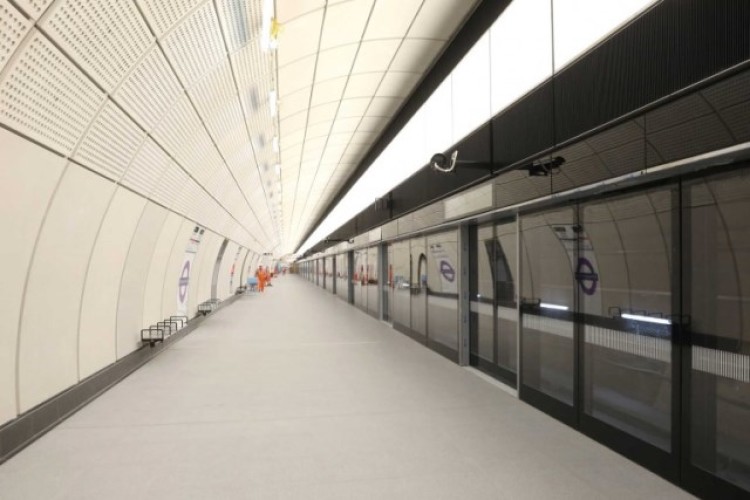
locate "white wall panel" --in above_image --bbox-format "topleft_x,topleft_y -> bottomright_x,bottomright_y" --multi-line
79,188 -> 146,380
195,232 -> 225,305
160,219 -> 196,320
0,128 -> 65,424
187,230 -> 222,315
18,165 -> 114,413
451,33 -> 491,144
116,202 -> 169,358
141,212 -> 184,333
217,241 -> 239,300
489,0 -> 552,117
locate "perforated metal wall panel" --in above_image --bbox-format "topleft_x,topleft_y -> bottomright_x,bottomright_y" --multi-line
161,2 -> 226,89
0,0 -> 31,72
13,0 -> 53,20
41,0 -> 153,92
0,31 -> 104,154
137,0 -> 207,38
121,138 -> 172,195
114,47 -> 183,132
75,101 -> 146,181
152,95 -> 224,184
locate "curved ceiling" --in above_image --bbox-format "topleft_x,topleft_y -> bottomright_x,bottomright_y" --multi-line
0,0 -> 479,257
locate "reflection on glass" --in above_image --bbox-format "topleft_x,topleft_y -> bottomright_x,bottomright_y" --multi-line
336,253 -> 348,300
581,188 -> 673,451
353,249 -> 367,310
496,221 -> 518,376
687,172 -> 750,491
367,246 -> 379,317
427,231 -> 459,352
411,237 -> 427,337
392,240 -> 411,329
471,224 -> 495,365
521,208 -> 575,404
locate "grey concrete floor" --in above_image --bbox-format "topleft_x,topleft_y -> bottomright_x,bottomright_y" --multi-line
0,276 -> 694,499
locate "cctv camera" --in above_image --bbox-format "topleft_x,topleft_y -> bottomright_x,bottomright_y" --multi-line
430,150 -> 458,173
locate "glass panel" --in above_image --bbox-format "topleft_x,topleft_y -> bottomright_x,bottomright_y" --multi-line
581,188 -> 673,451
367,246 -> 379,317
384,245 -> 392,322
411,237 -> 427,336
427,231 -> 459,352
471,224 -> 495,365
521,207 -> 575,404
392,240 -> 411,329
687,171 -> 750,491
336,253 -> 348,300
353,250 -> 367,310
496,220 -> 518,375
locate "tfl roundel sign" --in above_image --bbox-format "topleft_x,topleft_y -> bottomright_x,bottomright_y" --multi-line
440,260 -> 456,282
178,260 -> 191,302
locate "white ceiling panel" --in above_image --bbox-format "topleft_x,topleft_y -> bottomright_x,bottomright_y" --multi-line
391,39 -> 444,73
0,0 -> 480,256
364,0 -> 423,40
277,9 -> 323,66
330,116 -> 363,134
315,45 -> 358,82
366,96 -> 404,117
278,55 -> 316,96
320,0 -> 373,50
276,0 -> 325,24
337,97 -> 371,118
352,39 -> 402,73
377,71 -> 422,97
408,0 -> 476,40
279,86 -> 313,118
308,101 -> 340,124
344,72 -> 384,99
311,76 -> 347,106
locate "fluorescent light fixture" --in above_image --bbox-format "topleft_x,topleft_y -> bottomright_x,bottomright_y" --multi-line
621,313 -> 671,325
272,136 -> 279,152
269,90 -> 277,117
260,0 -> 275,52
540,302 -> 568,311
274,164 -> 281,176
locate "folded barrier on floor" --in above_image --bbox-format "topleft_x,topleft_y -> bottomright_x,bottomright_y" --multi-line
140,315 -> 188,347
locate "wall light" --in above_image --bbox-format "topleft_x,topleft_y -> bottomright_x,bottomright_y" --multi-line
540,302 -> 569,311
621,313 -> 671,325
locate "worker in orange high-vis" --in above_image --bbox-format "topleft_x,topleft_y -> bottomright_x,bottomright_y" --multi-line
255,265 -> 267,292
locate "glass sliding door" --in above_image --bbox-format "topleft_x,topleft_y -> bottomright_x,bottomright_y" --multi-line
684,170 -> 750,496
367,246 -> 379,318
392,240 -> 411,332
520,208 -> 576,410
427,231 -> 459,359
471,224 -> 495,368
496,220 -> 518,384
580,187 -> 675,453
353,249 -> 366,310
336,253 -> 348,301
410,237 -> 428,340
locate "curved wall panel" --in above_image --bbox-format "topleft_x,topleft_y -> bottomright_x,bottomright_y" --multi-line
115,202 -> 169,358
187,231 -> 222,316
141,212 -> 184,329
78,188 -> 147,380
195,232 -> 224,305
216,241 -> 239,300
18,165 -> 115,413
0,129 -> 66,424
160,219 -> 197,320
